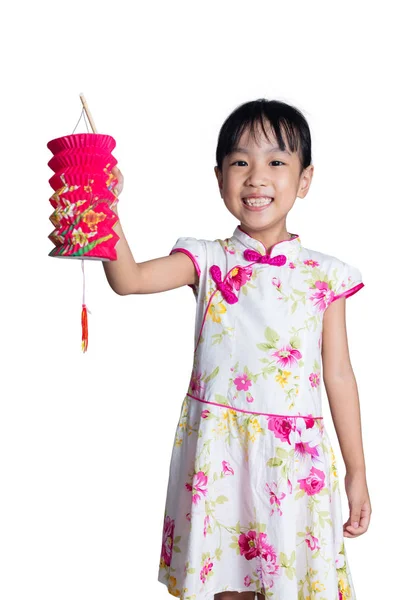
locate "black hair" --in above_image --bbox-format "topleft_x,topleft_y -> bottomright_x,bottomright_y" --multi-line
215,98 -> 312,174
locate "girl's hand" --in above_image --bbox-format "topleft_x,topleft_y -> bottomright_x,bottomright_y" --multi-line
343,470 -> 372,537
111,166 -> 124,197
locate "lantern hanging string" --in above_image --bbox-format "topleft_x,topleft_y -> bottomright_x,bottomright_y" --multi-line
74,93 -> 98,352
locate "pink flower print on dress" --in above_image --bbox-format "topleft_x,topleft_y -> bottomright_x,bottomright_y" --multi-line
244,574 -> 251,587
338,277 -> 350,294
201,409 -> 210,419
223,239 -> 236,255
234,373 -> 252,391
257,533 -> 280,574
309,372 -> 320,388
161,515 -> 175,567
298,466 -> 325,495
189,371 -> 204,395
246,393 -> 254,403
265,481 -> 286,516
256,562 -> 276,590
200,557 -> 214,583
289,417 -> 321,474
310,280 -> 335,312
185,471 -> 208,504
288,261 -> 296,269
267,416 -> 295,444
272,276 -> 281,289
238,530 -> 259,560
203,514 -> 210,538
305,532 -> 320,551
210,265 -> 238,304
222,460 -> 234,475
238,531 -> 279,572
303,258 -> 320,268
303,415 -> 316,429
295,437 -> 320,463
271,345 -> 302,368
227,265 -> 252,291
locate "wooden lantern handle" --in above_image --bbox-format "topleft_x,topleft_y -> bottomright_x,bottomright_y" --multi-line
79,93 -> 97,133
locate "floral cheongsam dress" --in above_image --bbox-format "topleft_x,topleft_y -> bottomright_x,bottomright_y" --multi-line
158,225 -> 364,600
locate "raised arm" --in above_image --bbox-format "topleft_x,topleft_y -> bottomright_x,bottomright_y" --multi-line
103,203 -> 198,295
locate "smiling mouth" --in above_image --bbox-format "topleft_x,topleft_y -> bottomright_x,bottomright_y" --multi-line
242,197 -> 274,207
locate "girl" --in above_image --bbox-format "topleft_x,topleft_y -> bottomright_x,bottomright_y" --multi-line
105,99 -> 371,600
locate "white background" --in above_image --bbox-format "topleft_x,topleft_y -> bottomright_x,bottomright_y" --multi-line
1,1 -> 397,598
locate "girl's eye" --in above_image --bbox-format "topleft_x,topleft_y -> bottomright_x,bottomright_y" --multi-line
231,160 -> 285,167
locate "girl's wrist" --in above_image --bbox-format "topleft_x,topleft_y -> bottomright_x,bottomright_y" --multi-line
345,465 -> 366,478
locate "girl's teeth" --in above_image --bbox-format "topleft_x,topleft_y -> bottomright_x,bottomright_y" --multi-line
243,197 -> 273,206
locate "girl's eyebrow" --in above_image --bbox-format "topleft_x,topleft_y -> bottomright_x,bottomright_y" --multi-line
230,146 -> 292,156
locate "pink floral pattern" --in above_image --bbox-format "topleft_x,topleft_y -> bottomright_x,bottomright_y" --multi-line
271,344 -> 302,368
161,515 -> 175,567
268,416 -> 295,443
185,471 -> 208,504
234,373 -> 252,391
298,466 -> 326,495
310,280 -> 334,311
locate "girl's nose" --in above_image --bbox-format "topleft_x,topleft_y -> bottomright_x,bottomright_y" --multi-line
245,167 -> 271,186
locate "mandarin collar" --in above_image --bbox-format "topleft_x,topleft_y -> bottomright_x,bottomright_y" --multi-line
232,225 -> 302,262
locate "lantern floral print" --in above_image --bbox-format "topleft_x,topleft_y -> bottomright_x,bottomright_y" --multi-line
159,225 -> 364,599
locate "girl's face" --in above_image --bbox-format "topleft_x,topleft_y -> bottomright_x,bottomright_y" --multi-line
214,121 -> 314,233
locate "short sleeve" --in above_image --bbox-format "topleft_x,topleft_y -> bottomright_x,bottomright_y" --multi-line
330,260 -> 365,303
169,236 -> 207,295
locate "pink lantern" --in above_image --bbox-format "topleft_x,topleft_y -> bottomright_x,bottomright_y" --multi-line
47,95 -> 120,352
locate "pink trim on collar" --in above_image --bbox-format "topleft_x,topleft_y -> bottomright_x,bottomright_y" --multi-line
236,225 -> 301,258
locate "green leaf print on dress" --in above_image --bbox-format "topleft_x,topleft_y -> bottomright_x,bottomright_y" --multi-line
256,326 -> 303,410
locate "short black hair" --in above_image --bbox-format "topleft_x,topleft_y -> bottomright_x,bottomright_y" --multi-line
215,98 -> 312,173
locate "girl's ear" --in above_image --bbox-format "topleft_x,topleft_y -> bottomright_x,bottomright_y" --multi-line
297,164 -> 314,199
214,166 -> 223,195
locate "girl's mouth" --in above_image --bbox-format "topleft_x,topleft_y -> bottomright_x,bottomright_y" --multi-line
242,197 -> 274,211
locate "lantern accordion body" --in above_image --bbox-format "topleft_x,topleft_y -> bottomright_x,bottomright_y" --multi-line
47,133 -> 120,260
47,133 -> 120,351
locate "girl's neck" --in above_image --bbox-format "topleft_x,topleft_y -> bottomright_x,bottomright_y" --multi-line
238,223 -> 293,253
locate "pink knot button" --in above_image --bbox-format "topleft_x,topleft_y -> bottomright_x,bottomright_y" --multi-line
209,265 -> 239,304
243,249 -> 287,266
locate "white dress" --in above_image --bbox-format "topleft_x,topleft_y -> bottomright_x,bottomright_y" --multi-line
158,225 -> 364,600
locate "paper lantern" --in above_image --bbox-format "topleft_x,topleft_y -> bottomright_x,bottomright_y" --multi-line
47,96 -> 120,352
47,135 -> 120,261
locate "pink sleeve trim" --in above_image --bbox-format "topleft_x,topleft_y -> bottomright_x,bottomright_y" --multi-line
170,248 -> 201,291
332,282 -> 364,302
169,248 -> 201,277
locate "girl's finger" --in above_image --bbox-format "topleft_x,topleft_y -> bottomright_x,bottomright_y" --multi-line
344,500 -> 371,537
344,527 -> 365,537
358,503 -> 371,530
349,504 -> 362,529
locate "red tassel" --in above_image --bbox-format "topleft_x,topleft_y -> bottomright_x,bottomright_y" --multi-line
81,303 -> 88,353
